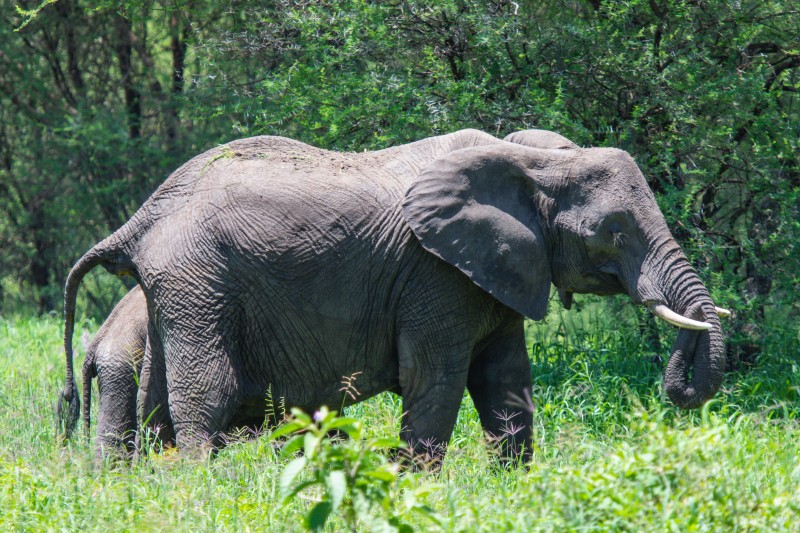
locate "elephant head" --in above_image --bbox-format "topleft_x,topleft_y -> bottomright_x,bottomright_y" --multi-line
403,136 -> 726,409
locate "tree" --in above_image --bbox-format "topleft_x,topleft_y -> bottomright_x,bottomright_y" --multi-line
0,0 -> 225,314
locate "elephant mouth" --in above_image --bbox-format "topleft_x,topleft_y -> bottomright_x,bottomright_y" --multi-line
573,270 -> 626,296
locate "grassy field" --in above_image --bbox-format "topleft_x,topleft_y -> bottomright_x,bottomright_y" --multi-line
1,300 -> 799,531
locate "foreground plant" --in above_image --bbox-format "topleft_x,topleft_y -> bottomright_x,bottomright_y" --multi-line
272,407 -> 443,532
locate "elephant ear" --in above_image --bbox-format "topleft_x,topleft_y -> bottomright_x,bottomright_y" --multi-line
402,144 -> 552,320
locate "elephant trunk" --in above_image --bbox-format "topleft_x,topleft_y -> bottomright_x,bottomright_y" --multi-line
663,298 -> 724,409
641,246 -> 726,409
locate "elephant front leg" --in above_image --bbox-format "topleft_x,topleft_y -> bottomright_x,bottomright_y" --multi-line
399,374 -> 469,470
398,334 -> 472,469
467,323 -> 533,464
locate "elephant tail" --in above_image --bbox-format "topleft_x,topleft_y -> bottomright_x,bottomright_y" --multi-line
58,234 -> 137,443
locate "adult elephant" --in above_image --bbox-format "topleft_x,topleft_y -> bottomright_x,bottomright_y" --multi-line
59,129 -> 726,462
66,129 -> 585,460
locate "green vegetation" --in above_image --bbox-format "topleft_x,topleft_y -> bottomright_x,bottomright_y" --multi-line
1,305 -> 798,531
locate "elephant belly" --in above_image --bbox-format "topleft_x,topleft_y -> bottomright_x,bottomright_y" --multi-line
236,282 -> 402,412
223,212 -> 410,413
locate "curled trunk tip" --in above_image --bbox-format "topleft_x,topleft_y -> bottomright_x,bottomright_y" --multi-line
664,304 -> 726,409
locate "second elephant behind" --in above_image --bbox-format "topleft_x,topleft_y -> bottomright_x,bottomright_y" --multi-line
81,286 -> 171,457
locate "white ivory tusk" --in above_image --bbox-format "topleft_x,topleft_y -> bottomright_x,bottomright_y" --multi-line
715,306 -> 732,318
648,303 -> 712,331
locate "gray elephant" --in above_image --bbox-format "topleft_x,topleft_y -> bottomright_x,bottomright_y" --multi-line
69,130 -> 584,460
77,286 -> 178,458
70,130 -> 580,460
77,285 -> 269,459
59,128 -> 726,463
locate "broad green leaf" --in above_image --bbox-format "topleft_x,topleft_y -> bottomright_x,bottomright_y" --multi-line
325,470 -> 347,511
304,432 -> 321,459
279,434 -> 306,458
306,501 -> 333,531
361,469 -> 396,482
289,408 -> 313,425
279,456 -> 307,499
268,421 -> 305,442
323,416 -> 360,432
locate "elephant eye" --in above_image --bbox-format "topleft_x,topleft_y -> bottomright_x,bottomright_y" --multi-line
611,231 -> 628,247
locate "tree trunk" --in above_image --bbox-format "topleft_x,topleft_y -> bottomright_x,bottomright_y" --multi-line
115,14 -> 141,140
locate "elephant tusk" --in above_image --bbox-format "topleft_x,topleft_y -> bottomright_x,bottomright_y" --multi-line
715,306 -> 731,318
648,303 -> 712,331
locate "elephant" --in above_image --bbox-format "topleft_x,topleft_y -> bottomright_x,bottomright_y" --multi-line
75,285 -> 258,459
79,286 -> 147,456
76,286 -> 178,458
70,129 -> 585,460
58,128 -> 727,463
67,129 -> 585,460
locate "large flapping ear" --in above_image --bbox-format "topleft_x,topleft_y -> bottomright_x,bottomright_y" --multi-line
504,129 -> 578,150
402,144 -> 554,320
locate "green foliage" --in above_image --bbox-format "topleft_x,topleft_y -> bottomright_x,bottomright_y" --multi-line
4,0 -> 795,359
189,0 -> 799,357
272,406 -> 442,532
0,0 -> 226,315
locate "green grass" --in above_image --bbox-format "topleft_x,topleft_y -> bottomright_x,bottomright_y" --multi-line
1,300 -> 799,531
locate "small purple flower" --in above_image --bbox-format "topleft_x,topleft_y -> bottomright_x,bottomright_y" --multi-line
313,410 -> 324,422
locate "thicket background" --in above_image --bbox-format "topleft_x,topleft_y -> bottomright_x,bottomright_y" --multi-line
1,0 -> 798,364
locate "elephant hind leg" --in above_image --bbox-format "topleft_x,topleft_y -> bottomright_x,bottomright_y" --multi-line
94,360 -> 139,459
467,321 -> 533,463
164,338 -> 243,454
136,325 -> 174,454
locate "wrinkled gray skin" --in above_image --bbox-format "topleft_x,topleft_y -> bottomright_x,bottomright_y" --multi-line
79,285 -> 259,459
78,286 -> 178,458
59,129 -> 725,463
67,130 -> 579,460
71,130 -> 584,460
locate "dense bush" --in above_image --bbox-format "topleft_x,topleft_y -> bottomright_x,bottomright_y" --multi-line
1,1 -> 797,357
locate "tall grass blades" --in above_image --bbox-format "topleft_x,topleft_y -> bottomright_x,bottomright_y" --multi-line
0,306 -> 798,531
